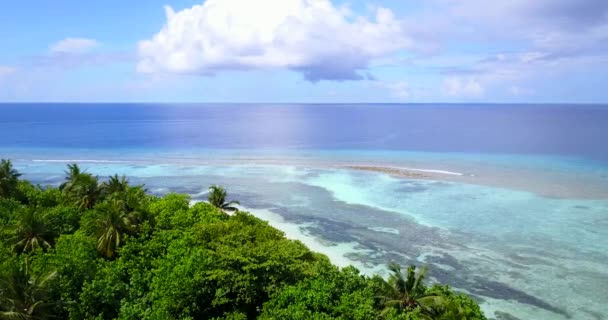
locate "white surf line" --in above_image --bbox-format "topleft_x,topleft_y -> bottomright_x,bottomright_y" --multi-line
190,189 -> 210,198
343,163 -> 465,176
398,166 -> 464,176
28,158 -> 467,177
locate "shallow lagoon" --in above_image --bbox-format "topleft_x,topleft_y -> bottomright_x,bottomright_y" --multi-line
9,151 -> 608,320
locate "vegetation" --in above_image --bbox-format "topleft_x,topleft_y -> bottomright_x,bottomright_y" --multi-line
0,159 -> 486,320
208,185 -> 240,212
379,263 -> 441,317
0,160 -> 21,198
0,257 -> 59,320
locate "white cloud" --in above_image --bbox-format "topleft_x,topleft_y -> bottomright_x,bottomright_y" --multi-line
50,38 -> 100,54
440,0 -> 608,57
137,0 -> 415,81
442,77 -> 484,98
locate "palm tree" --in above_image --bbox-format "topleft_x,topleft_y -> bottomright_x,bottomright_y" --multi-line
104,184 -> 151,226
122,186 -> 151,225
70,174 -> 101,210
379,263 -> 442,318
0,159 -> 21,198
0,259 -> 58,319
59,163 -> 82,191
60,164 -> 101,210
207,185 -> 240,212
101,174 -> 130,196
93,199 -> 139,258
102,174 -> 150,221
10,207 -> 55,253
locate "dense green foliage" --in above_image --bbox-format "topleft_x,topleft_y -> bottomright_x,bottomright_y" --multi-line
0,160 -> 486,320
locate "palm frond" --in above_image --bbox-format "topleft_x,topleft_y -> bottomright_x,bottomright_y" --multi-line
208,185 -> 240,213
0,311 -> 29,320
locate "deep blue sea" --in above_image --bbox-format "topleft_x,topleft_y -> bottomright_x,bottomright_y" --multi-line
2,103 -> 608,320
1,103 -> 608,161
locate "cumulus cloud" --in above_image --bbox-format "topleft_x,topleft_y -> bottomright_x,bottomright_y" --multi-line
396,0 -> 607,99
442,77 -> 484,98
50,38 -> 100,54
442,0 -> 608,56
137,0 -> 414,81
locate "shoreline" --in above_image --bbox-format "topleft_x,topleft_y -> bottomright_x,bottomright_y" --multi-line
12,156 -> 608,200
239,206 -> 388,275
11,156 -> 608,320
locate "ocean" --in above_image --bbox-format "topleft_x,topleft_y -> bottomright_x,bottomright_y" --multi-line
1,103 -> 608,319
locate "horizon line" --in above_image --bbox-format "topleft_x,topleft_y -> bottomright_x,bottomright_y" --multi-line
1,102 -> 607,105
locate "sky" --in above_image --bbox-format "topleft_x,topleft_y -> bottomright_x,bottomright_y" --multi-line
1,0 -> 607,103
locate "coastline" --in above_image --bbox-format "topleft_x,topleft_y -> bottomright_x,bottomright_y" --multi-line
8,153 -> 608,320
18,154 -> 608,199
238,206 -> 388,275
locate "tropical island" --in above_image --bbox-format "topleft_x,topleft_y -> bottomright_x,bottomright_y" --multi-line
0,159 -> 486,320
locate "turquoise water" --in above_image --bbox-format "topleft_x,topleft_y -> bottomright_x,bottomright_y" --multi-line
2,103 -> 608,319
7,150 -> 608,320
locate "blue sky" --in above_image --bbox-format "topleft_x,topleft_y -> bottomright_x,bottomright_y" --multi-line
1,0 -> 607,103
